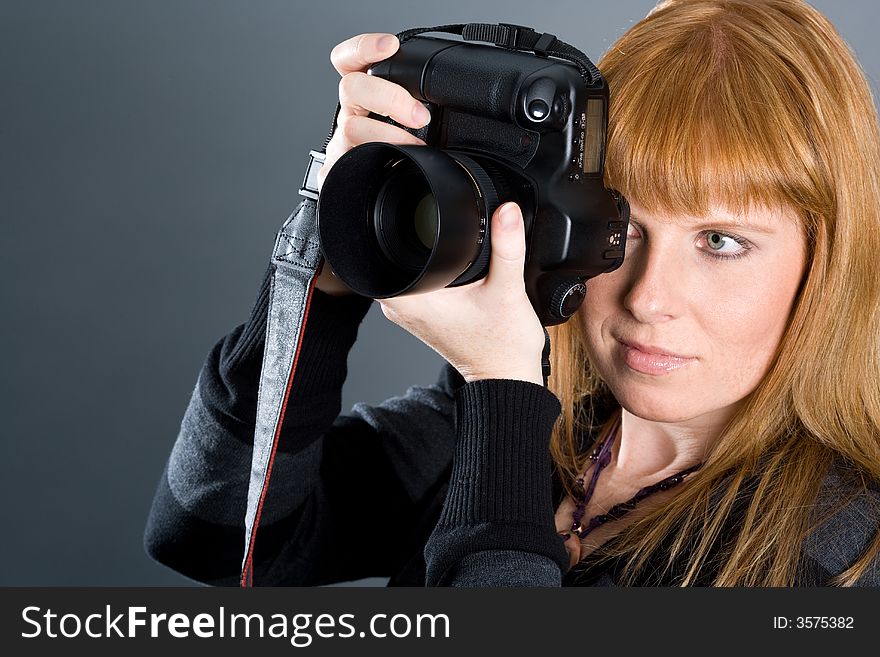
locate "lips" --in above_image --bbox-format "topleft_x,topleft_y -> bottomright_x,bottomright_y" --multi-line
615,337 -> 697,375
616,337 -> 694,359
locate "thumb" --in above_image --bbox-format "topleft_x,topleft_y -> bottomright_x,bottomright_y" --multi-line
485,202 -> 527,289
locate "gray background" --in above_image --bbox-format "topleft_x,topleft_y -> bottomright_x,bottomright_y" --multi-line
1,0 -> 877,586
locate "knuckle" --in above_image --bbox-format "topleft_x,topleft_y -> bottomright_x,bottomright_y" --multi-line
337,74 -> 352,103
330,34 -> 365,73
391,86 -> 412,115
329,43 -> 344,71
334,112 -> 350,133
340,115 -> 361,142
352,34 -> 368,63
338,72 -> 365,107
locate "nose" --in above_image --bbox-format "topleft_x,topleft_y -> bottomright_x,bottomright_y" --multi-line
622,241 -> 686,324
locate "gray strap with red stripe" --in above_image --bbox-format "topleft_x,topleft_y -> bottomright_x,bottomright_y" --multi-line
240,154 -> 325,586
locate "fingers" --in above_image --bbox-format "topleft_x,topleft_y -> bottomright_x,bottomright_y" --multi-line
332,33 -> 429,130
318,117 -> 426,188
484,203 -> 528,290
339,114 -> 426,147
319,33 -> 431,193
324,115 -> 425,163
330,32 -> 399,76
338,72 -> 430,129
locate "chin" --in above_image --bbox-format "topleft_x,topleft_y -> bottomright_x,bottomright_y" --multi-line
608,385 -> 700,424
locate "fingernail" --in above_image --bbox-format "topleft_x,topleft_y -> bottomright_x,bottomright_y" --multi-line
500,204 -> 519,230
412,103 -> 431,126
378,35 -> 397,52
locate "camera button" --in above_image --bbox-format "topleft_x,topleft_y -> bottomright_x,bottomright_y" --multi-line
528,99 -> 550,120
550,281 -> 587,318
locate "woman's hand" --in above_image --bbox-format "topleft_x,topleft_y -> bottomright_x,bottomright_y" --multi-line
315,32 -> 431,296
378,202 -> 547,386
319,32 -> 430,191
316,34 -> 546,385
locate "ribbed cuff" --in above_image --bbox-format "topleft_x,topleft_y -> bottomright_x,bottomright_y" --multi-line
283,286 -> 374,398
224,265 -> 273,370
424,379 -> 570,584
443,379 -> 562,525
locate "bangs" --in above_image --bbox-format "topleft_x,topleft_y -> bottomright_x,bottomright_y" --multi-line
599,9 -> 830,223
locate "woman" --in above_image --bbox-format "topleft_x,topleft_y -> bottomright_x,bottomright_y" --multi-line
145,0 -> 880,586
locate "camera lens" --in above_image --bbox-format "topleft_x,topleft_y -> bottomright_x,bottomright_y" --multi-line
317,143 -> 503,298
414,194 -> 438,249
373,166 -> 438,271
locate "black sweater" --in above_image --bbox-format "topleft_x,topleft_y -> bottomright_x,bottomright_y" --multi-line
144,268 -> 880,586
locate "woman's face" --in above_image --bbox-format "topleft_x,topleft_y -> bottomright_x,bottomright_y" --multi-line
580,200 -> 807,425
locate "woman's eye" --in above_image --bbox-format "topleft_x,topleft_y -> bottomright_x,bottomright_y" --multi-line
624,222 -> 752,261
701,231 -> 751,260
706,231 -> 732,251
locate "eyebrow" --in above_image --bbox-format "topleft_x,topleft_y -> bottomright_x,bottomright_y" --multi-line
629,215 -> 778,235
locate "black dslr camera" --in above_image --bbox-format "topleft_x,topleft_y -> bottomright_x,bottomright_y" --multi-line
317,24 -> 629,326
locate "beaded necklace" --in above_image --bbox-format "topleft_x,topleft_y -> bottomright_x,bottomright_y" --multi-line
559,413 -> 703,542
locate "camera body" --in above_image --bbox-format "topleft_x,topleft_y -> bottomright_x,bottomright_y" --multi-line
317,34 -> 629,326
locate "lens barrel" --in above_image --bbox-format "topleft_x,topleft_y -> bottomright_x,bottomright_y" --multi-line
317,143 -> 500,298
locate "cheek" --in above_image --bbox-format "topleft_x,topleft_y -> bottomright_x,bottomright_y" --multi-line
703,271 -> 799,387
703,222 -> 807,382
577,272 -> 624,375
580,269 -> 624,344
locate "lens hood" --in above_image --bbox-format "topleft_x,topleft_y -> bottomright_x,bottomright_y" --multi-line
317,143 -> 488,298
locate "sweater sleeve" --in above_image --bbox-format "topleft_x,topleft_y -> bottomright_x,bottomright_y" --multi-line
799,463 -> 880,586
144,266 -> 459,586
423,378 -> 571,586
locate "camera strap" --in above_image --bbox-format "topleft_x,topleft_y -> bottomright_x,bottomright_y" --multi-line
240,23 -> 590,586
239,155 -> 325,587
396,23 -> 600,86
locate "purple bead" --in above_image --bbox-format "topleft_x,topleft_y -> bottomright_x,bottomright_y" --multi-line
569,414 -> 703,538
